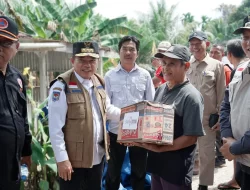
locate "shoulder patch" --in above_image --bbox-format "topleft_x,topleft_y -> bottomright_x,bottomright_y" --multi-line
17,78 -> 23,88
52,91 -> 61,102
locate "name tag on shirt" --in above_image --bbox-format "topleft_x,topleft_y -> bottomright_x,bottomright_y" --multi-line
97,85 -> 104,89
71,89 -> 82,93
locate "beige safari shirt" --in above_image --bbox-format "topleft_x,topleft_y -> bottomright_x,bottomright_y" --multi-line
186,54 -> 225,123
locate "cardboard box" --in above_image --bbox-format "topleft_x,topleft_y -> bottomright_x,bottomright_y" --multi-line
117,101 -> 174,145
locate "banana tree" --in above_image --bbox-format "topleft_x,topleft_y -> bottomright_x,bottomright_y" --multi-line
20,69 -> 57,190
1,0 -> 142,46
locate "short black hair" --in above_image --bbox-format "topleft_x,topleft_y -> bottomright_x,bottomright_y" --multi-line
118,36 -> 140,52
226,39 -> 245,59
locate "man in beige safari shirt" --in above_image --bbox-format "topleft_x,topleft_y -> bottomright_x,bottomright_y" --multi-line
187,31 -> 225,190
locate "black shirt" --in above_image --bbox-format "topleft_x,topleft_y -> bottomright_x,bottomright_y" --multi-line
147,81 -> 204,186
0,64 -> 32,183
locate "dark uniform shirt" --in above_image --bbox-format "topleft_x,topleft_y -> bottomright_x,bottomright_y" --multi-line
0,64 -> 32,187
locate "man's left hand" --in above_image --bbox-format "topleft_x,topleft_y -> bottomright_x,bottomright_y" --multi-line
21,156 -> 32,170
220,137 -> 236,161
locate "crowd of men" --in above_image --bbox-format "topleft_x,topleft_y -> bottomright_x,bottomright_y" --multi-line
1,14 -> 250,190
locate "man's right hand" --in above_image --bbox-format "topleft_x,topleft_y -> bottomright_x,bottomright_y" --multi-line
57,160 -> 74,181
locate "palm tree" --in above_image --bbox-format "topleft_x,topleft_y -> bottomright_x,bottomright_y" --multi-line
182,12 -> 194,26
200,15 -> 211,31
130,0 -> 178,65
205,18 -> 238,45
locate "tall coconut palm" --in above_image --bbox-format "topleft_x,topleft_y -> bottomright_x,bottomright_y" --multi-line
205,18 -> 238,45
130,0 -> 178,65
182,12 -> 195,26
200,15 -> 211,31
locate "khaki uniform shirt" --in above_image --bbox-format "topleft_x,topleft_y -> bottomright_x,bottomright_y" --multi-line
229,61 -> 250,167
186,54 -> 225,125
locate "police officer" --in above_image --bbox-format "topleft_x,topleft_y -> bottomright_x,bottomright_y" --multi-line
0,16 -> 32,189
48,41 -> 120,190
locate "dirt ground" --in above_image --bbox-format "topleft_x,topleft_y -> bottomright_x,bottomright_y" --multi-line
192,160 -> 238,190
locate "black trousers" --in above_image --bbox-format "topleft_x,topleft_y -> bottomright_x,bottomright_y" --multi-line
59,159 -> 104,190
235,162 -> 250,190
106,132 -> 147,190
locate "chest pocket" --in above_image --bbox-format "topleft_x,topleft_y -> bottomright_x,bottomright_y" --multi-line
67,93 -> 85,119
136,83 -> 146,91
110,85 -> 124,101
202,70 -> 215,85
131,83 -> 146,100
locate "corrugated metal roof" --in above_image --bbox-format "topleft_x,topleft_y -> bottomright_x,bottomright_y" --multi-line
11,51 -> 72,72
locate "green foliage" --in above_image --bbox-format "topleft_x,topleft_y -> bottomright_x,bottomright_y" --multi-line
182,12 -> 195,26
229,0 -> 250,25
39,180 -> 49,190
0,0 -> 142,58
102,57 -> 119,75
200,15 -> 211,31
128,0 -> 178,65
21,69 -> 57,190
205,18 -> 238,45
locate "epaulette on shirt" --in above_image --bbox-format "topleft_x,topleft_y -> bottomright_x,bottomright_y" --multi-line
49,78 -> 68,96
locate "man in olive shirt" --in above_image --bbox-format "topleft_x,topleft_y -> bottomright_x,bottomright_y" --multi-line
187,31 -> 225,190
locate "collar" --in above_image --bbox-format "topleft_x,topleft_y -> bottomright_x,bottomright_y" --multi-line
114,62 -> 139,72
190,53 -> 210,65
74,71 -> 93,89
165,80 -> 190,92
5,64 -> 20,77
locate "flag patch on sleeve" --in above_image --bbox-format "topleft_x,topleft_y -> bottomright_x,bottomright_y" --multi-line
52,91 -> 61,102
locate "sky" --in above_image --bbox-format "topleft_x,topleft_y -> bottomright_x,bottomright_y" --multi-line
87,0 -> 242,21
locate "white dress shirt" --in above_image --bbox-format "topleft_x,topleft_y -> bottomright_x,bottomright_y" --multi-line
104,63 -> 155,134
48,72 -> 120,165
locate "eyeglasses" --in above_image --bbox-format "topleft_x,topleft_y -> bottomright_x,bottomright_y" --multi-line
75,58 -> 97,65
0,41 -> 15,48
